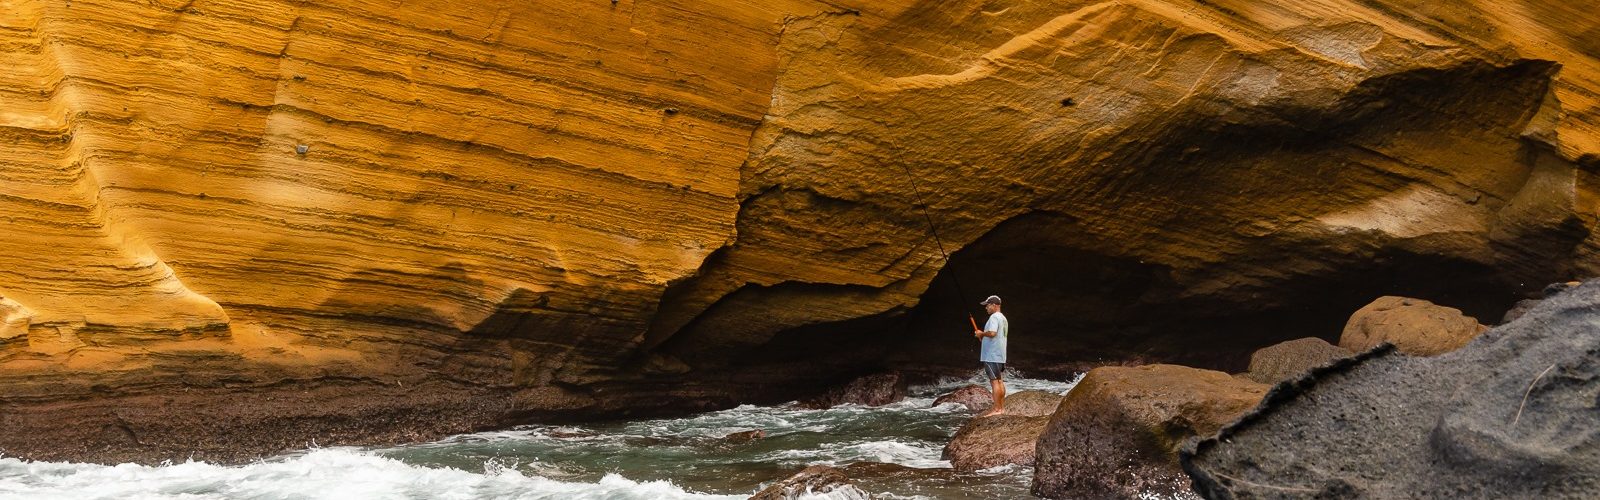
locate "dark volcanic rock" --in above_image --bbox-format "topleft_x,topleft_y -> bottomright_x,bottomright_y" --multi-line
796,372 -> 907,409
750,465 -> 871,500
1339,296 -> 1487,356
1237,337 -> 1353,385
1501,280 -> 1582,324
1032,364 -> 1266,499
1184,281 -> 1600,499
931,384 -> 991,411
942,414 -> 1049,471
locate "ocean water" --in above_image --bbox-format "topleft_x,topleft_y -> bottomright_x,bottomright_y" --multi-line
0,372 -> 1085,499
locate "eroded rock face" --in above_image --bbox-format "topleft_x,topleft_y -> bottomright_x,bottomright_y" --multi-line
1238,337 -> 1353,384
1185,281 -> 1600,499
1340,296 -> 1487,355
1032,364 -> 1266,499
3,0 -> 1600,463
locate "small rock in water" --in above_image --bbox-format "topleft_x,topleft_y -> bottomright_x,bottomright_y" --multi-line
931,384 -> 990,411
750,465 -> 872,500
545,428 -> 598,439
721,429 -> 764,445
795,372 -> 907,409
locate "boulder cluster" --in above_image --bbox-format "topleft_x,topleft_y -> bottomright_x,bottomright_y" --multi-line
760,289 -> 1512,500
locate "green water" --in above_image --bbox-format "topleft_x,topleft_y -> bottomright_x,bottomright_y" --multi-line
375,374 -> 1081,498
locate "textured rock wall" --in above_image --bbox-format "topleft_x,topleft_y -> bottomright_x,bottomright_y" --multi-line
658,0 -> 1600,370
2,0 -> 1599,462
0,0 -> 828,461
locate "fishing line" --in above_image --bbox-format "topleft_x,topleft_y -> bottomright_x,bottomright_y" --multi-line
894,162 -> 979,329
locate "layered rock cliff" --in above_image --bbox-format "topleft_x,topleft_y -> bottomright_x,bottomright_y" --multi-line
2,0 -> 1598,462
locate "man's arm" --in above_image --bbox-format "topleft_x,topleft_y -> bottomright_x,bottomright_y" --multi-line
977,315 -> 999,338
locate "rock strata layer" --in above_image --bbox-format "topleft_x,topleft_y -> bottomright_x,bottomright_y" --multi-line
1184,281 -> 1600,499
4,0 -> 1600,462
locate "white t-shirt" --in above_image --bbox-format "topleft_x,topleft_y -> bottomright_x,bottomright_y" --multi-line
980,312 -> 1008,363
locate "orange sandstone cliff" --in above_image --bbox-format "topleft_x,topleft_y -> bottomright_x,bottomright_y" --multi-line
1,0 -> 1597,462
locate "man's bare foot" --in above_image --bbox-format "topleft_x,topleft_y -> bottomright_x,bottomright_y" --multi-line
978,408 -> 1007,417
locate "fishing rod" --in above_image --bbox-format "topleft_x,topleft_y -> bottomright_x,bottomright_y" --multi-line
894,162 -> 980,332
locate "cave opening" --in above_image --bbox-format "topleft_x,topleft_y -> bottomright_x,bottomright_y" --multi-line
882,211 -> 1537,378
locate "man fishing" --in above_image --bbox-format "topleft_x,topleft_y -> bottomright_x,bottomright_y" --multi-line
973,295 -> 1009,416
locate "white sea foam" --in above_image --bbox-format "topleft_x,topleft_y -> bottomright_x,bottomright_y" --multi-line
757,439 -> 949,470
0,374 -> 1087,499
0,448 -> 742,500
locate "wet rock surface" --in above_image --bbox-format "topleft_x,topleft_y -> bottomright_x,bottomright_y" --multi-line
1032,364 -> 1267,499
942,414 -> 1050,472
1339,296 -> 1488,356
931,384 -> 992,411
1185,281 -> 1600,499
1237,337 -> 1353,385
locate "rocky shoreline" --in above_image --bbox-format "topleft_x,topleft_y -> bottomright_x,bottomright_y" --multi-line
756,281 -> 1595,499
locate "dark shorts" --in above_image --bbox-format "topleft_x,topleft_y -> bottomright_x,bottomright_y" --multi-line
982,361 -> 1005,380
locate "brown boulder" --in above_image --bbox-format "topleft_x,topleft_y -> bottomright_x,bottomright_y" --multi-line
1032,364 -> 1267,499
1238,337 -> 1353,384
931,384 -> 991,411
942,414 -> 1050,472
750,465 -> 872,500
937,389 -> 1067,471
1001,390 -> 1064,417
796,372 -> 907,409
721,429 -> 765,445
1340,296 -> 1488,356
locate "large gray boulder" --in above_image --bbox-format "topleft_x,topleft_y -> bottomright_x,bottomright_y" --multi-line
1185,281 -> 1600,498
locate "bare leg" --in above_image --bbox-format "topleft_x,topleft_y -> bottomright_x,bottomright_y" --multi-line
983,378 -> 1007,416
